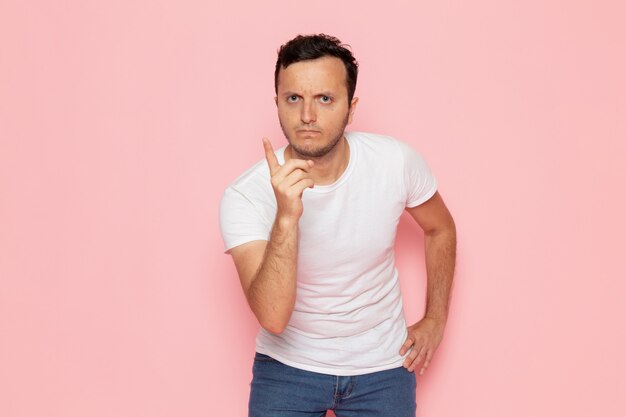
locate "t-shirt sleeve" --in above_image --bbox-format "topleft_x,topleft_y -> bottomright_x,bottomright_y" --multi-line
398,140 -> 438,208
219,186 -> 271,253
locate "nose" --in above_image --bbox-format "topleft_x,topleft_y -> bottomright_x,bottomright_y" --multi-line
300,99 -> 317,124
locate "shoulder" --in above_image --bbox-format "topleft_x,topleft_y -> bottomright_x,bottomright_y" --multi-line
219,155 -> 277,247
347,130 -> 417,158
347,130 -> 400,147
228,158 -> 269,192
220,156 -> 277,221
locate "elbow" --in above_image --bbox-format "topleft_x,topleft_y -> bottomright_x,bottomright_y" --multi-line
259,317 -> 290,335
263,323 -> 287,335
249,296 -> 294,335
425,217 -> 456,238
260,319 -> 288,335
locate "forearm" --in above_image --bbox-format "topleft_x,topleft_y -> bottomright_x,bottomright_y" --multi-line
248,215 -> 299,334
423,224 -> 457,324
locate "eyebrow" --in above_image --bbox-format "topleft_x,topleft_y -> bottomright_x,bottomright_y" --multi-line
281,91 -> 336,97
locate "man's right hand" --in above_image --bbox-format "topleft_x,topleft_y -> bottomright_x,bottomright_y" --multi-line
263,137 -> 315,221
225,138 -> 312,334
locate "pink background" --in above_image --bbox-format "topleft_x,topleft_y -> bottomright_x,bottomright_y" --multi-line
1,1 -> 625,416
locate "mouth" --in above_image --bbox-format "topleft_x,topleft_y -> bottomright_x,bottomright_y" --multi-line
297,129 -> 321,135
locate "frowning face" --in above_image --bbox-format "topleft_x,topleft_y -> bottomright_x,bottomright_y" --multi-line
275,56 -> 358,158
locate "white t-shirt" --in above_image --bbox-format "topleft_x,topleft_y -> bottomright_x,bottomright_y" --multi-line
219,131 -> 437,376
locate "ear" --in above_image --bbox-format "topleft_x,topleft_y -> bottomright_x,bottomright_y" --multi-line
347,97 -> 359,124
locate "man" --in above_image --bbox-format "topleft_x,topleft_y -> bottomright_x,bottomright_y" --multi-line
219,33 -> 456,417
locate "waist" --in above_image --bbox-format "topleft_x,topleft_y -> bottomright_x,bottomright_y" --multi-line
255,308 -> 409,375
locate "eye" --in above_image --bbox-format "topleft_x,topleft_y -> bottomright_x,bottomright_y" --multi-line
320,96 -> 332,103
287,95 -> 299,103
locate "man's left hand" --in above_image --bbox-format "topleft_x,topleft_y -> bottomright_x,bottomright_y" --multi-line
399,317 -> 445,375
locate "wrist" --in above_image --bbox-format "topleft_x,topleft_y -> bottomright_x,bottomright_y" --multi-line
275,213 -> 299,229
424,315 -> 447,326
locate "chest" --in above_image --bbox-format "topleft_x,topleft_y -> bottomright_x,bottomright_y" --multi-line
297,176 -> 405,276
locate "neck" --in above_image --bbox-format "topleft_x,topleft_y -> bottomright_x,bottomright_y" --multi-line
285,136 -> 350,186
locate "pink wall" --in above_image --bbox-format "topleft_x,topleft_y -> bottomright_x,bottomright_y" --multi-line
1,1 -> 625,416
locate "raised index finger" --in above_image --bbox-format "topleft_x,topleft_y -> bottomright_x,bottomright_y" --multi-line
262,137 -> 280,175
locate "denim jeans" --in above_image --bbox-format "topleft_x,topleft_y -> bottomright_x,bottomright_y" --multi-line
249,352 -> 416,417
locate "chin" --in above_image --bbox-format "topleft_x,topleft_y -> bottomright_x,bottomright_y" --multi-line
282,124 -> 344,158
291,140 -> 338,159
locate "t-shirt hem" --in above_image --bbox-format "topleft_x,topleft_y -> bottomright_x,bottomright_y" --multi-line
406,184 -> 438,208
255,347 -> 409,376
223,236 -> 268,253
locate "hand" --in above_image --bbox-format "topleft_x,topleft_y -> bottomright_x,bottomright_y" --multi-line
263,138 -> 315,221
399,317 -> 445,375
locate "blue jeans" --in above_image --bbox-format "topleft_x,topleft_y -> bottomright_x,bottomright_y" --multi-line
249,352 -> 416,417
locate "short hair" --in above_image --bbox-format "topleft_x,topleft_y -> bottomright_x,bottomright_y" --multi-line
274,34 -> 359,104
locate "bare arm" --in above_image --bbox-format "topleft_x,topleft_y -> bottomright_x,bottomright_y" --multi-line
399,191 -> 457,374
418,193 -> 457,323
230,217 -> 298,334
228,138 -> 314,334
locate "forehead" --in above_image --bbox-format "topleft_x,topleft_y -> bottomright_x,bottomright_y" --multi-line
277,56 -> 347,94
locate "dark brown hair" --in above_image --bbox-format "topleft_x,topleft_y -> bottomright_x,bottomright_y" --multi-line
274,34 -> 359,104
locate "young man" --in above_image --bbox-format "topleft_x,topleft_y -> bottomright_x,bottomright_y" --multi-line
220,34 -> 456,417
